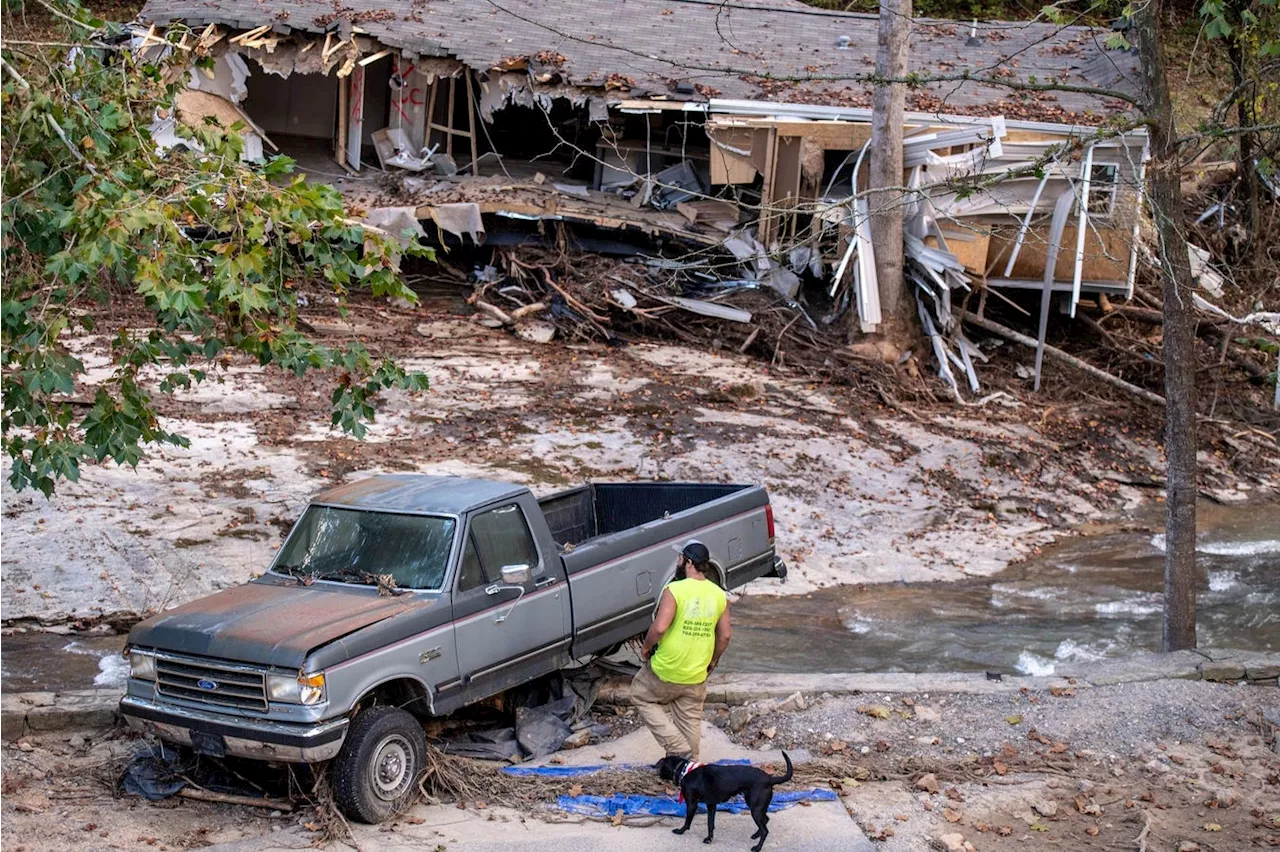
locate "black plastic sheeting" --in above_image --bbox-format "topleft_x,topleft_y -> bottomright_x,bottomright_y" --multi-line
120,743 -> 280,801
440,666 -> 605,761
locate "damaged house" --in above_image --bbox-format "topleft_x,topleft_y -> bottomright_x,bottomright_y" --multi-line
138,0 -> 1147,392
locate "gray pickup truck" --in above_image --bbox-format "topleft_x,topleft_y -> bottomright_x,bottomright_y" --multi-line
120,474 -> 784,822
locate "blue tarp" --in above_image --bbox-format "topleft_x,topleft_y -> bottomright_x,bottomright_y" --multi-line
557,789 -> 838,817
503,759 -> 752,777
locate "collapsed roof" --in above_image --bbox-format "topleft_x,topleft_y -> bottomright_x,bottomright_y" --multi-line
140,0 -> 1141,117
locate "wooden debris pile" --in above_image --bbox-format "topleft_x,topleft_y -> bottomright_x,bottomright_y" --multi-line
465,241 -> 901,390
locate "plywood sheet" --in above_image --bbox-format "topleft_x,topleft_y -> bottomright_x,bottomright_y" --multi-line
927,232 -> 992,274
707,125 -> 760,185
993,223 -> 1130,283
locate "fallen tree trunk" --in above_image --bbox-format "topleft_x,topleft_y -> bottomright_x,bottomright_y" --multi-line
962,313 -> 1167,406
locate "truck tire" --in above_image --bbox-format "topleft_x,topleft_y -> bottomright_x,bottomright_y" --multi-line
333,706 -> 426,824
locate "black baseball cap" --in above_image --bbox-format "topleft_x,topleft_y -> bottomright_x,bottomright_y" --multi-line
680,540 -> 711,566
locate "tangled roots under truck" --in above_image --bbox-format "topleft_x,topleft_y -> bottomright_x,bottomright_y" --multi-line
120,474 -> 786,823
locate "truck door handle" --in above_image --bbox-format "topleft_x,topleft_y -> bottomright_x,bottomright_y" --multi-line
535,577 -> 556,589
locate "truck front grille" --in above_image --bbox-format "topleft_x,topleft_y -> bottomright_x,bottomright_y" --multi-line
155,654 -> 268,712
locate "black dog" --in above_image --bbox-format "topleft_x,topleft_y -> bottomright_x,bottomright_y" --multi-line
656,752 -> 793,851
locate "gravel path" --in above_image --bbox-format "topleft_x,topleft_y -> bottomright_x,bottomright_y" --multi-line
733,679 -> 1278,759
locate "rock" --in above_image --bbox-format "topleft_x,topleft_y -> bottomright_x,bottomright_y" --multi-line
68,734 -> 86,749
24,691 -> 117,732
916,773 -> 940,794
1033,800 -> 1058,817
19,692 -> 56,707
1199,660 -> 1247,681
1176,842 -> 1201,852
728,707 -> 756,733
775,692 -> 806,713
1241,655 -> 1280,681
849,339 -> 903,364
514,320 -> 556,344
913,705 -> 942,723
1209,788 -> 1237,808
761,726 -> 777,739
561,729 -> 591,750
11,791 -> 50,814
936,832 -> 966,852
1077,779 -> 1095,795
0,703 -> 28,741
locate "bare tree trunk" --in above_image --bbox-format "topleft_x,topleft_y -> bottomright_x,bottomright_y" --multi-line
866,0 -> 912,344
1134,0 -> 1199,651
1226,23 -> 1259,244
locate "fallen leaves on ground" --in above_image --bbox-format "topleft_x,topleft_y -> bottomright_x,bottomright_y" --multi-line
857,704 -> 892,720
943,807 -> 964,823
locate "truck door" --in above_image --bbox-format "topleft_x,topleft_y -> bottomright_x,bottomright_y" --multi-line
452,502 -> 571,703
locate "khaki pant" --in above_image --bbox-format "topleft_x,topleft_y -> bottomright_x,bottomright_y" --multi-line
630,661 -> 707,760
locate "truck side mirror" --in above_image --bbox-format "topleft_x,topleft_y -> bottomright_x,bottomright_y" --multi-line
500,564 -> 531,586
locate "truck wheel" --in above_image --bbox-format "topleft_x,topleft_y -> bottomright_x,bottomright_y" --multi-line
333,706 -> 426,824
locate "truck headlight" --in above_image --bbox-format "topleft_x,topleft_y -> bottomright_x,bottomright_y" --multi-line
266,671 -> 326,706
128,649 -> 157,681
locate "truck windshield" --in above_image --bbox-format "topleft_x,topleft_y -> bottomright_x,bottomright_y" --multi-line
273,506 -> 455,590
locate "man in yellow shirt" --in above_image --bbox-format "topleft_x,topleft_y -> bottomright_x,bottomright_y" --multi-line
634,540 -> 731,761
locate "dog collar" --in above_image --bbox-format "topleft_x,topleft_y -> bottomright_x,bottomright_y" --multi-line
675,760 -> 704,802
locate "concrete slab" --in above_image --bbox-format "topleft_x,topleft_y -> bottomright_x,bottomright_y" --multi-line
204,801 -> 875,852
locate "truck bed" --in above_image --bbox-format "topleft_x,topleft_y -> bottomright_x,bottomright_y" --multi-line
538,482 -> 750,549
538,482 -> 775,659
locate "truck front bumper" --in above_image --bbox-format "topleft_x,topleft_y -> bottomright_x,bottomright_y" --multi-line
120,695 -> 348,763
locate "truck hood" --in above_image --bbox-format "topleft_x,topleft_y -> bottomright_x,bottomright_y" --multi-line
127,581 -> 427,668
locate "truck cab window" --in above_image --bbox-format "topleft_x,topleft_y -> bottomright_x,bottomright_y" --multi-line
463,504 -> 539,589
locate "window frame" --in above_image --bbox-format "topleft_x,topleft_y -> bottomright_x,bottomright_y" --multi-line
1085,162 -> 1120,217
454,501 -> 543,594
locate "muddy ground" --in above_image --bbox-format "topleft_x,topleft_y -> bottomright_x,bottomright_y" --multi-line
3,296 -> 1277,633
1,680 -> 1276,851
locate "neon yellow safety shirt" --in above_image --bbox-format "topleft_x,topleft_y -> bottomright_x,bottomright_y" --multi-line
650,578 -> 727,685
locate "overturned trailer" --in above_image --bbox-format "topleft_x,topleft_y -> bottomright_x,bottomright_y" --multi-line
139,0 -> 1148,391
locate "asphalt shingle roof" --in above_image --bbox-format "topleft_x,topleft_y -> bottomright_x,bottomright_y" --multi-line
140,0 -> 1141,116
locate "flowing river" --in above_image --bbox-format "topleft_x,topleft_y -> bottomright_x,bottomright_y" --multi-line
724,501 -> 1280,676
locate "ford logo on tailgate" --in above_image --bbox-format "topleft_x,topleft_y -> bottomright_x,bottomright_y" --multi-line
196,679 -> 219,691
